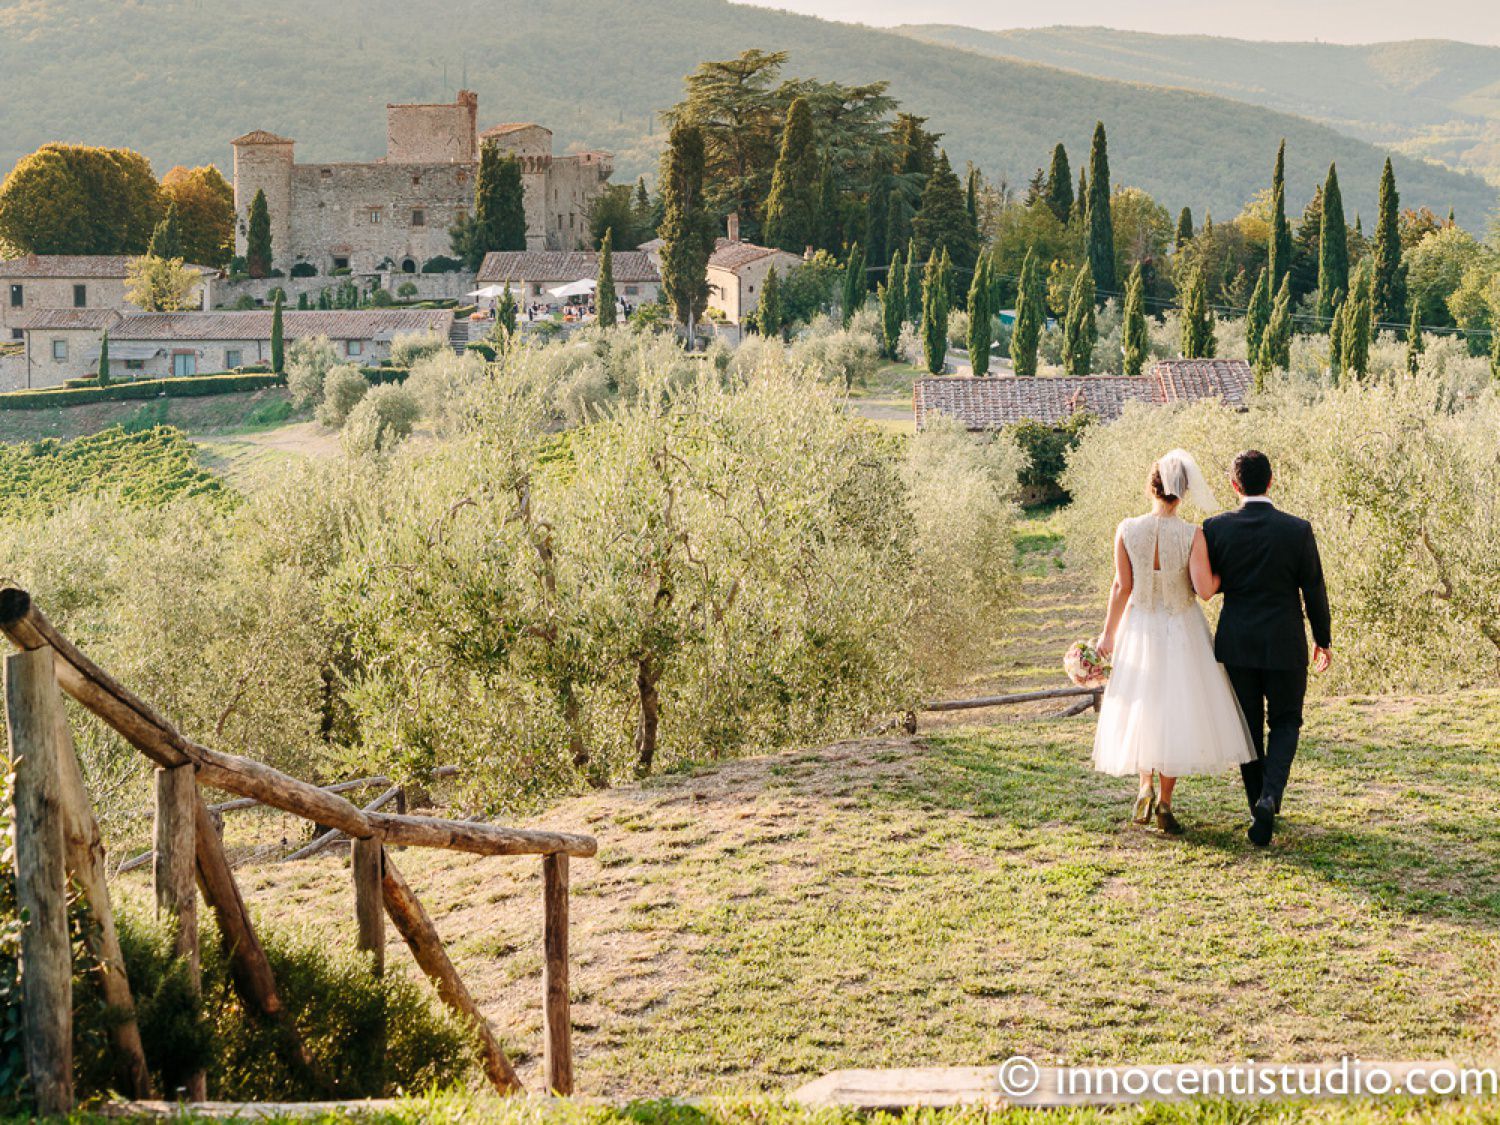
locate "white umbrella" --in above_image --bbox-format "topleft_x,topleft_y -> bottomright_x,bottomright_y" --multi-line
549,278 -> 596,299
466,284 -> 513,299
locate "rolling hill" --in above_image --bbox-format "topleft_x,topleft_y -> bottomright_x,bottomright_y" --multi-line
898,25 -> 1500,187
0,0 -> 1494,225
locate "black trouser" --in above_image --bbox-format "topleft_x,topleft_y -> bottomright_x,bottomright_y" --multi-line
1225,664 -> 1308,815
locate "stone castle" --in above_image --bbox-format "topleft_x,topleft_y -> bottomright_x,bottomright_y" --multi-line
231,91 -> 612,275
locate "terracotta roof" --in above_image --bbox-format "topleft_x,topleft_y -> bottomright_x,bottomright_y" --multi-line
476,250 -> 659,285
707,238 -> 798,272
481,122 -> 549,137
0,255 -> 214,279
914,360 -> 1254,430
231,130 -> 294,145
11,309 -> 124,331
105,309 -> 454,342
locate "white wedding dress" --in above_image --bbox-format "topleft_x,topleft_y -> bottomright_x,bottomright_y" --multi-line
1092,513 -> 1257,777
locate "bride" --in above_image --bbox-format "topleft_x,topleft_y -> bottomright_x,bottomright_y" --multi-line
1092,450 -> 1254,836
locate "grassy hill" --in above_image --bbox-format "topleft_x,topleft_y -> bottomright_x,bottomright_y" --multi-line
117,518 -> 1500,1098
0,0 -> 1495,225
899,25 -> 1500,187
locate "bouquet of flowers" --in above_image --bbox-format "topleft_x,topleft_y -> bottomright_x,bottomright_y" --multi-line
1064,639 -> 1111,689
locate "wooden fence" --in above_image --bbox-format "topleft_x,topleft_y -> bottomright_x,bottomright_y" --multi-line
0,587 -> 595,1114
910,685 -> 1103,730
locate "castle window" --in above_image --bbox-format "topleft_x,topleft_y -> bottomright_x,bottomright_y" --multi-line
368,208 -> 382,224
347,340 -> 364,357
401,258 -> 417,274
124,359 -> 145,371
411,209 -> 425,227
9,329 -> 20,341
172,352 -> 197,378
8,284 -> 21,307
320,167 -> 333,179
73,284 -> 87,307
225,349 -> 243,369
51,339 -> 67,361
411,175 -> 422,187
625,285 -> 639,296
333,256 -> 350,270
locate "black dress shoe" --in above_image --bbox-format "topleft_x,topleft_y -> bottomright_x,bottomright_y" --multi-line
1247,799 -> 1275,847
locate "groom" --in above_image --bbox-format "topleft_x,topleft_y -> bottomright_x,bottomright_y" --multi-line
1203,450 -> 1332,848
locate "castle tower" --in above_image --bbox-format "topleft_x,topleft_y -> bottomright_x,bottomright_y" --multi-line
481,124 -> 554,249
231,130 -> 295,272
386,90 -> 479,163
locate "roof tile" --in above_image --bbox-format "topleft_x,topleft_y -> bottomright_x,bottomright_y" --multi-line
477,250 -> 659,285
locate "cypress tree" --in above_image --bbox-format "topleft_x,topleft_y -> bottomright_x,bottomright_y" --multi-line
905,242 -> 922,324
1316,162 -> 1349,325
967,256 -> 991,375
270,290 -> 285,374
920,250 -> 949,375
1045,143 -> 1073,223
1085,122 -> 1116,297
1258,275 -> 1294,388
815,160 -> 839,252
1372,158 -> 1406,327
757,265 -> 783,339
1491,317 -> 1500,382
659,121 -> 715,342
1063,266 -> 1097,377
1180,265 -> 1216,358
842,242 -> 865,325
1328,297 -> 1347,379
96,330 -> 111,387
1406,303 -> 1424,377
1122,263 -> 1148,377
497,287 -> 518,337
1268,141 -> 1293,290
865,172 -> 890,273
491,152 -> 528,252
246,188 -> 272,278
1012,248 -> 1044,378
297,291 -> 308,310
1344,262 -> 1373,381
1246,268 -> 1272,368
1175,207 -> 1193,251
881,247 -> 905,358
147,202 -> 182,260
965,167 -> 980,231
1072,167 -> 1088,228
764,97 -> 820,253
596,227 -> 617,328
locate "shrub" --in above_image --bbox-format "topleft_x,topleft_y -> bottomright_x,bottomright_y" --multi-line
290,261 -> 318,278
316,364 -> 370,428
233,293 -> 258,310
389,331 -> 448,370
1010,413 -> 1094,505
787,313 -> 882,389
285,335 -> 340,407
396,281 -> 419,299
420,256 -> 463,274
465,341 -> 497,362
341,383 -> 421,456
369,287 -> 395,307
0,373 -> 284,411
330,266 -> 352,277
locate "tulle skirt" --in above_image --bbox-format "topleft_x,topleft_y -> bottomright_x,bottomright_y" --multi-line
1092,602 -> 1256,777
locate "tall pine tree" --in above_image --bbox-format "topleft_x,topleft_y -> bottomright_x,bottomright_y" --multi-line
1012,248 -> 1044,378
1316,162 -> 1349,325
147,202 -> 182,260
596,227 -> 617,328
1371,158 -> 1406,327
659,122 -> 716,343
967,256 -> 991,375
1268,141 -> 1293,291
246,188 -> 272,278
1085,122 -> 1116,298
1063,266 -> 1097,376
1180,265 -> 1216,358
763,97 -> 820,253
865,171 -> 890,273
920,250 -> 949,375
477,144 -> 527,256
912,151 -> 977,274
1044,143 -> 1073,223
1246,268 -> 1272,368
1122,263 -> 1148,378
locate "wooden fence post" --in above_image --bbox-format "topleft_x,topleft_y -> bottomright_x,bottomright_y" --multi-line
542,852 -> 573,1096
5,647 -> 73,1116
154,762 -> 206,1101
48,654 -> 154,1099
352,835 -> 385,975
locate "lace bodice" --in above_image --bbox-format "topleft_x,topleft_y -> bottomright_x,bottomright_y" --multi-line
1120,514 -> 1198,614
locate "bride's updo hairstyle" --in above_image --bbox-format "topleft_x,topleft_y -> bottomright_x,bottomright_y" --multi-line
1149,463 -> 1179,504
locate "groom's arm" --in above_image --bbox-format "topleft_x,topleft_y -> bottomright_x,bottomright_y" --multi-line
1300,524 -> 1332,650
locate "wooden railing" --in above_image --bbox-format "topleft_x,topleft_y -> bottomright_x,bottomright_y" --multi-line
0,587 -> 594,1114
912,685 -> 1102,729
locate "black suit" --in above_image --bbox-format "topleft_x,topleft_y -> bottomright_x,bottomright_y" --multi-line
1202,500 -> 1331,814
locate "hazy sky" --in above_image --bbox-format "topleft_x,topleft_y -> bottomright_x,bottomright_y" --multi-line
733,1 -> 1500,46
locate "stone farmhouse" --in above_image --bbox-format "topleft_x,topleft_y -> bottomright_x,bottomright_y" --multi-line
11,308 -> 453,390
913,359 -> 1255,430
476,250 -> 661,312
232,91 -> 612,277
640,216 -> 802,329
2,255 -> 216,342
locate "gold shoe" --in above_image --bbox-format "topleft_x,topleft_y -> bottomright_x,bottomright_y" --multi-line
1155,804 -> 1185,837
1132,782 -> 1156,825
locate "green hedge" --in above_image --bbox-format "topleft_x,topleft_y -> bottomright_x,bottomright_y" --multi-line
361,366 -> 409,386
0,372 -> 286,411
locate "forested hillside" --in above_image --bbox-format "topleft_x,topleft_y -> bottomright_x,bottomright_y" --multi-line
899,25 -> 1500,185
0,0 -> 1494,223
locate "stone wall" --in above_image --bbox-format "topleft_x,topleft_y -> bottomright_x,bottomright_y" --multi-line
387,92 -> 478,164
214,270 -> 477,309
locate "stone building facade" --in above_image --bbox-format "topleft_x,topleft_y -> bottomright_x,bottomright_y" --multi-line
232,92 -> 612,276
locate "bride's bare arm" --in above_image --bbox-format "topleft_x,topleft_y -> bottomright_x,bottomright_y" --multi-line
1189,528 -> 1220,599
1097,527 -> 1133,658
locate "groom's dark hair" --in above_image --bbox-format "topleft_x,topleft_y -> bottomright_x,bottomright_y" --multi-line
1232,449 -> 1272,496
